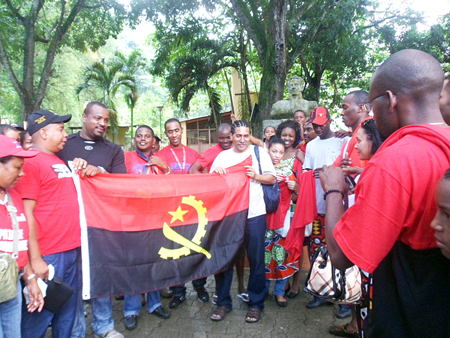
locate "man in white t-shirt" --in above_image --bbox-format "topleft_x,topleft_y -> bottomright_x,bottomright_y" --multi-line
209,120 -> 276,324
302,106 -> 348,310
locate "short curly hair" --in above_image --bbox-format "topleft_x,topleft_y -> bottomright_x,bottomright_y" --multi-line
276,120 -> 301,147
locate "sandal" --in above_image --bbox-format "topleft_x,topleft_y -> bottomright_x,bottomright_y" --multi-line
212,294 -> 218,305
237,293 -> 250,302
328,324 -> 359,338
245,307 -> 262,323
210,305 -> 231,321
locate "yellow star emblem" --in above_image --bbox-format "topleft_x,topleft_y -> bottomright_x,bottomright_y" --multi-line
168,206 -> 189,223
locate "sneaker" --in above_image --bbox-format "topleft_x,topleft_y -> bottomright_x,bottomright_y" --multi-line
196,287 -> 209,302
169,295 -> 186,309
95,329 -> 124,338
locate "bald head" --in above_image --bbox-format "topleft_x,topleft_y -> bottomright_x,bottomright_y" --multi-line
370,49 -> 445,139
371,49 -> 443,106
217,123 -> 232,150
218,123 -> 231,133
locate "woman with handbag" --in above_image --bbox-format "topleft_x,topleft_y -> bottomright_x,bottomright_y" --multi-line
328,119 -> 383,338
0,135 -> 44,338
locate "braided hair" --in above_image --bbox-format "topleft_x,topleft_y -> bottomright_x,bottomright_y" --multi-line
231,120 -> 250,134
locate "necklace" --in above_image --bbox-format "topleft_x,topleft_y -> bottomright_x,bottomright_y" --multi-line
169,146 -> 186,172
0,189 -> 7,204
428,122 -> 448,126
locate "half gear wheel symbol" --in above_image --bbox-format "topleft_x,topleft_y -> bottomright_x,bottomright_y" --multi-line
158,195 -> 208,259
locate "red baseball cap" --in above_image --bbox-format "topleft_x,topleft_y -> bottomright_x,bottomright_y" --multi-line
0,135 -> 38,158
310,106 -> 330,126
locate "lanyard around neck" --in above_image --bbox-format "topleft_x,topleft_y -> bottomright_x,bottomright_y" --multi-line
170,146 -> 186,172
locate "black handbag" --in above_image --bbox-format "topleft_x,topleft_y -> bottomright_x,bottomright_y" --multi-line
254,146 -> 280,214
43,276 -> 75,313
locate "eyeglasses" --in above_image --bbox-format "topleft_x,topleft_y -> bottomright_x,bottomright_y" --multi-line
371,92 -> 387,101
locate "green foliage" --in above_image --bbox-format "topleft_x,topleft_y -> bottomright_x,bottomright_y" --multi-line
0,0 -> 135,121
76,50 -> 146,131
146,9 -> 239,126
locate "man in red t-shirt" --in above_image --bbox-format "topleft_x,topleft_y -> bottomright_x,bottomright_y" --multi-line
125,125 -> 167,175
152,118 -> 199,174
151,118 -> 208,309
320,49 -> 450,338
122,125 -> 170,330
15,110 -> 101,338
333,90 -> 372,172
189,123 -> 232,173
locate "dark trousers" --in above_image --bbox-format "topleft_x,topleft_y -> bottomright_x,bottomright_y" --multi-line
216,214 -> 267,310
21,248 -> 79,338
170,278 -> 207,297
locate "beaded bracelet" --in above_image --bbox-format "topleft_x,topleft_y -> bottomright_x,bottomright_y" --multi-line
323,189 -> 345,200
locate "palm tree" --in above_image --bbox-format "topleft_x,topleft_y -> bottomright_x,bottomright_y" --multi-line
114,50 -> 146,138
76,55 -> 137,134
151,23 -> 238,127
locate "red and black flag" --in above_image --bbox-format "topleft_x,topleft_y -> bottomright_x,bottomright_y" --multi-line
75,158 -> 250,299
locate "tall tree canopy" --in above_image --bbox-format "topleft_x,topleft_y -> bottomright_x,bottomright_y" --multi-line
133,0 -> 371,126
0,0 -> 134,122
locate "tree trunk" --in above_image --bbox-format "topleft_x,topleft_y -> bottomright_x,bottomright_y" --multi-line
22,102 -> 41,124
254,1 -> 288,137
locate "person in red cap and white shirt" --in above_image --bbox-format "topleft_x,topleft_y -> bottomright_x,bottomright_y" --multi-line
302,106 -> 348,310
0,135 -> 43,338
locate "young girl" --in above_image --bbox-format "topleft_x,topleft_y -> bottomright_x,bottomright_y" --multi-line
250,126 -> 276,151
265,137 -> 298,307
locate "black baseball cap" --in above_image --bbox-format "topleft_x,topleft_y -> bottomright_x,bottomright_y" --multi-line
27,110 -> 72,136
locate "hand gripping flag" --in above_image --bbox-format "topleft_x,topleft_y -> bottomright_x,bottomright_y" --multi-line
74,158 -> 251,299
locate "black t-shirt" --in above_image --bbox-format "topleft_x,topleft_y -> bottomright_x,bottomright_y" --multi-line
57,133 -> 127,174
370,242 -> 450,338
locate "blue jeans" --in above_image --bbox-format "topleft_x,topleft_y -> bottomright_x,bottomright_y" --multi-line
21,248 -> 79,338
0,277 -> 22,338
216,215 -> 267,310
266,279 -> 288,296
70,251 -> 85,338
91,297 -> 114,335
124,291 -> 162,317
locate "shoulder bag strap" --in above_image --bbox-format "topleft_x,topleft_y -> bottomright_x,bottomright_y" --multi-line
6,192 -> 19,259
254,146 -> 263,175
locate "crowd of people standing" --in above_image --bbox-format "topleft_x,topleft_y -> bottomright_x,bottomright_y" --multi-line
0,48 -> 450,338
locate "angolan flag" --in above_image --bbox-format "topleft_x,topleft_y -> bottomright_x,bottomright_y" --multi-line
73,158 -> 250,299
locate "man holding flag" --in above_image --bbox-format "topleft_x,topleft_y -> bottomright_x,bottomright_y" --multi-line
210,120 -> 276,323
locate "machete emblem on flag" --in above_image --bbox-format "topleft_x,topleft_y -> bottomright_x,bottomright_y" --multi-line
158,195 -> 211,260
